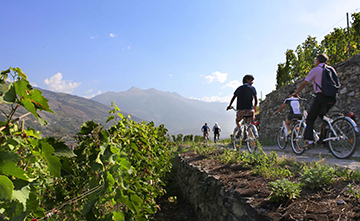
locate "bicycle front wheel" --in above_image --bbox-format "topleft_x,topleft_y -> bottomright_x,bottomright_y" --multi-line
276,128 -> 287,150
327,117 -> 357,159
246,125 -> 258,153
232,128 -> 240,150
291,122 -> 306,155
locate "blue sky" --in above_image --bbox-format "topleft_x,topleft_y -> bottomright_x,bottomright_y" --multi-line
1,0 -> 359,103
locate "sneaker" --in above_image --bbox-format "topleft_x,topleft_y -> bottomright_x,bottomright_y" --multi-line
286,130 -> 292,136
304,141 -> 314,150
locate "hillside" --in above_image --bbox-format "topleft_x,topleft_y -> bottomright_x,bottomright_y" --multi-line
92,87 -> 235,136
0,89 -> 142,138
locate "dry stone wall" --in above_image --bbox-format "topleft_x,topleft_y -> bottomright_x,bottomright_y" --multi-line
173,156 -> 271,221
259,54 -> 360,142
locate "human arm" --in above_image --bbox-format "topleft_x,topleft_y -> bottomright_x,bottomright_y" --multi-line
273,103 -> 287,115
253,95 -> 258,111
292,80 -> 309,97
227,94 -> 236,110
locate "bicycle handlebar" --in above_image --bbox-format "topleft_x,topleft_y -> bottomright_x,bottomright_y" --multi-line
226,106 -> 236,111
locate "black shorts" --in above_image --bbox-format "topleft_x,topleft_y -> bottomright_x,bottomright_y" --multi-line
287,113 -> 301,121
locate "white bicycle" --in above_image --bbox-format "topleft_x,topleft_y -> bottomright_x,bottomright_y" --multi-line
291,95 -> 359,159
228,107 -> 259,153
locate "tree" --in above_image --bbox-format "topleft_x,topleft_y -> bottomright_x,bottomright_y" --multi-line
275,12 -> 360,89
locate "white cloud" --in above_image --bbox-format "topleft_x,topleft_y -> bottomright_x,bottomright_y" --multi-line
204,71 -> 227,83
222,80 -> 241,90
90,36 -> 98,39
84,90 -> 102,99
109,33 -> 117,38
44,73 -> 81,94
190,95 -> 230,103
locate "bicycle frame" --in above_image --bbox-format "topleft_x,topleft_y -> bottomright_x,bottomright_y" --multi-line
323,115 -> 359,142
228,107 -> 259,152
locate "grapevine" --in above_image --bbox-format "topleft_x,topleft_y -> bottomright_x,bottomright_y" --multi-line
0,67 -> 172,220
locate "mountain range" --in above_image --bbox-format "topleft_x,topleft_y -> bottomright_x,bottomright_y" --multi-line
92,86 -> 235,136
1,87 -> 236,138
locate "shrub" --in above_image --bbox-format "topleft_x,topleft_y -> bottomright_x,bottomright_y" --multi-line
269,178 -> 303,202
299,162 -> 335,189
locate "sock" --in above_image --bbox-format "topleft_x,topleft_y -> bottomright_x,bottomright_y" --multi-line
308,141 -> 314,144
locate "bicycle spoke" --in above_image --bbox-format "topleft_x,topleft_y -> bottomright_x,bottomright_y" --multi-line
328,117 -> 357,159
246,125 -> 257,153
291,123 -> 306,155
277,128 -> 287,150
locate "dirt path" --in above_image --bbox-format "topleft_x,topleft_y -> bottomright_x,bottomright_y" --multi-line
261,144 -> 360,170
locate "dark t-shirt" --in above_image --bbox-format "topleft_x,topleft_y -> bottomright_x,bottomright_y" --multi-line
202,125 -> 209,132
234,83 -> 257,110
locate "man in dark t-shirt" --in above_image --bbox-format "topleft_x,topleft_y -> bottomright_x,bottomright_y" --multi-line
226,75 -> 258,134
201,123 -> 210,141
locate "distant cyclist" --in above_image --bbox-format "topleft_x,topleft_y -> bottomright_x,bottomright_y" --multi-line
212,122 -> 222,142
273,90 -> 302,136
201,123 -> 210,142
226,75 -> 258,138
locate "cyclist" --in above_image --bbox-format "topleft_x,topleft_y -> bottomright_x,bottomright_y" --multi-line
201,123 -> 210,142
291,53 -> 338,149
212,122 -> 222,142
273,90 -> 302,136
226,75 -> 258,138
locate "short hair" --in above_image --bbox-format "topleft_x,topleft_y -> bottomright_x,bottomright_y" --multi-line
317,53 -> 328,63
289,90 -> 295,95
243,75 -> 254,84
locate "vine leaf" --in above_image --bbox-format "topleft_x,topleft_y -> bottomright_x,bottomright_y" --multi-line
0,151 -> 28,180
113,211 -> 125,221
0,175 -> 14,200
1,83 -> 16,103
78,120 -> 98,135
41,141 -> 61,178
12,185 -> 30,209
13,79 -> 54,125
27,192 -> 45,217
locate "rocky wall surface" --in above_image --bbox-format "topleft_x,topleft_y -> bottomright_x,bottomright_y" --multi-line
259,54 -> 360,142
173,156 -> 271,221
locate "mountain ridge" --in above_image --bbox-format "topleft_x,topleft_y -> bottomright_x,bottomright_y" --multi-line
92,87 -> 235,136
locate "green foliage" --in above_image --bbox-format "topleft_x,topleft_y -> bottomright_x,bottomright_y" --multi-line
172,134 -> 183,143
299,162 -> 336,189
193,144 -> 218,157
253,165 -> 292,180
268,178 -> 303,202
0,68 -> 172,220
194,135 -> 203,143
347,183 -> 360,199
276,12 -> 360,89
183,134 -> 193,142
333,165 -> 360,181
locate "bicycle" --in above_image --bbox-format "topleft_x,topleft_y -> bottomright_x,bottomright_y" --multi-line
228,107 -> 259,153
274,112 -> 301,150
202,132 -> 209,143
214,133 -> 220,143
291,95 -> 359,159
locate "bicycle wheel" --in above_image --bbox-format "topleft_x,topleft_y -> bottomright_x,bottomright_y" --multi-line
246,125 -> 258,153
291,122 -> 306,155
232,127 -> 240,150
276,128 -> 287,150
327,117 -> 357,159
